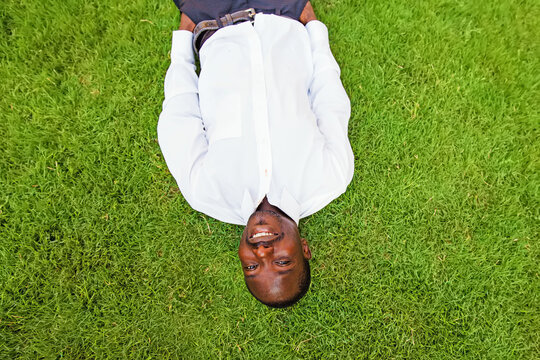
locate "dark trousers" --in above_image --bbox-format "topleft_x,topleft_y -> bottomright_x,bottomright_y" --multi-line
173,0 -> 309,25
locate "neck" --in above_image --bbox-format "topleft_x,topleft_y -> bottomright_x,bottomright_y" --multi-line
257,196 -> 275,212
257,197 -> 295,224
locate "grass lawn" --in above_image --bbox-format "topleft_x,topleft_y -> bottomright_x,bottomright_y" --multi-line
1,0 -> 538,358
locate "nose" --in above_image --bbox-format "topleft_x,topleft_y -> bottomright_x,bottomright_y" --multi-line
254,243 -> 273,258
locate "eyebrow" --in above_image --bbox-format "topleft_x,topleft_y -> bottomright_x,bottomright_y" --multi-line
245,268 -> 293,279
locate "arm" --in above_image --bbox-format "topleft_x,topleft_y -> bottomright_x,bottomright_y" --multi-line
178,12 -> 195,32
157,16 -> 206,203
305,17 -> 354,186
299,1 -> 317,25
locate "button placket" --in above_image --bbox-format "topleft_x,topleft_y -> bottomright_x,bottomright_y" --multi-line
249,18 -> 272,197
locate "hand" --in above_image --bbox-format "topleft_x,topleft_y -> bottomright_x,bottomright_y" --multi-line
299,1 -> 317,25
179,13 -> 196,32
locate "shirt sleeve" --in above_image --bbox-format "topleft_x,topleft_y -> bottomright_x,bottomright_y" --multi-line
157,30 -> 207,205
305,20 -> 354,189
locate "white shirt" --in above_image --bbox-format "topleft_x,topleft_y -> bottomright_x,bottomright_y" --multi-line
157,14 -> 354,225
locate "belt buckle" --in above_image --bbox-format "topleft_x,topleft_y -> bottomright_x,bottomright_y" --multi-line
246,8 -> 256,18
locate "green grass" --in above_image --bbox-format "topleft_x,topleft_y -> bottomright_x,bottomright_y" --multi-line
1,0 -> 538,358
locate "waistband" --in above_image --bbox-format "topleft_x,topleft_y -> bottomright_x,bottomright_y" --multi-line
193,8 -> 256,55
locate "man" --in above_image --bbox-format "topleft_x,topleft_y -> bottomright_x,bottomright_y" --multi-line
157,0 -> 353,308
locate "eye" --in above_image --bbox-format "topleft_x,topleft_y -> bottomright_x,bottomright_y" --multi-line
244,264 -> 257,271
275,260 -> 291,266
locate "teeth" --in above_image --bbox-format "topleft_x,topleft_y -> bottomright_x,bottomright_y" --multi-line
251,232 -> 274,239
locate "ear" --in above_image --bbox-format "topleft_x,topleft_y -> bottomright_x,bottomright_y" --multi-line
300,238 -> 312,260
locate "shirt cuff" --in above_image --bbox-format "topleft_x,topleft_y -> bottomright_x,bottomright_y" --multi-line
305,20 -> 330,50
171,30 -> 195,64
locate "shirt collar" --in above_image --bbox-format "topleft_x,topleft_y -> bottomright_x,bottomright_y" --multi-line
269,188 -> 300,225
241,189 -> 301,225
241,190 -> 255,225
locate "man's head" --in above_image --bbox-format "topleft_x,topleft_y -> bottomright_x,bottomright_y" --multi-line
238,208 -> 311,308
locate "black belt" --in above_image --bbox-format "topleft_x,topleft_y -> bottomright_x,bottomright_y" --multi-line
193,8 -> 256,55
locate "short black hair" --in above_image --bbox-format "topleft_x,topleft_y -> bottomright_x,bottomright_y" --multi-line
246,259 -> 311,308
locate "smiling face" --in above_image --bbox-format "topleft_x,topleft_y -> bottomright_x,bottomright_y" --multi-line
238,209 -> 311,307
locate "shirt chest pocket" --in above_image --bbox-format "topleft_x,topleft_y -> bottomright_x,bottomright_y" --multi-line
201,93 -> 243,145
